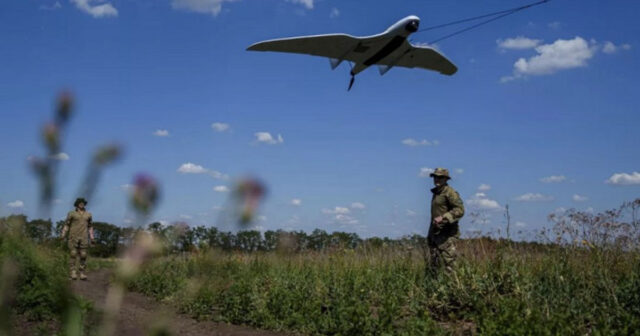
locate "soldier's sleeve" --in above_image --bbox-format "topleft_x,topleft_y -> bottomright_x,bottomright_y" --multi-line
64,211 -> 72,228
443,189 -> 465,223
88,213 -> 93,228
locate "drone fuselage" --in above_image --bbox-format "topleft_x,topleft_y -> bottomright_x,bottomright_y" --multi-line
350,16 -> 420,75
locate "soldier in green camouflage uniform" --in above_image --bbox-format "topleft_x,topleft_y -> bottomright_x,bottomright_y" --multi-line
61,198 -> 94,280
428,168 -> 464,272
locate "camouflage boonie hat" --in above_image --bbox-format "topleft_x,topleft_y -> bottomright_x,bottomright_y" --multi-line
429,168 -> 451,180
74,197 -> 88,207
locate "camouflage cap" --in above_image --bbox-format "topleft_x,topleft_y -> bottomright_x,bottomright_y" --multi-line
74,197 -> 88,207
429,168 -> 451,180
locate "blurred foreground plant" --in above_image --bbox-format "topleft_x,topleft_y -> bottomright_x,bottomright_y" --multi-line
0,215 -> 94,335
98,173 -> 163,336
77,144 -> 123,202
29,92 -> 74,212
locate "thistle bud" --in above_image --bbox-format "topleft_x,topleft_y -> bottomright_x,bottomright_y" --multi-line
55,91 -> 73,126
130,173 -> 160,215
233,178 -> 266,227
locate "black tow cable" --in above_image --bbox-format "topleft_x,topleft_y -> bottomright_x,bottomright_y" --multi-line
415,0 -> 551,44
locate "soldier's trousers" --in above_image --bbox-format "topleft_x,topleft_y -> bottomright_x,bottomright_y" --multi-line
69,238 -> 88,274
427,234 -> 458,272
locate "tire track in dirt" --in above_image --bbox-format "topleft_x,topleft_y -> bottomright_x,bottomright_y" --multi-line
71,269 -> 291,336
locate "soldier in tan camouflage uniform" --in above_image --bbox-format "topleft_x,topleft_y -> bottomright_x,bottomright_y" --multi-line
61,198 -> 94,280
428,168 -> 464,272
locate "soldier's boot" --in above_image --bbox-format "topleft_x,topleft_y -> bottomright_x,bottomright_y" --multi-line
79,273 -> 87,281
70,269 -> 77,280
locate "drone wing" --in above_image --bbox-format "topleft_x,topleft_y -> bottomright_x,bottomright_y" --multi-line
247,34 -> 378,63
248,35 -> 458,76
390,43 -> 458,75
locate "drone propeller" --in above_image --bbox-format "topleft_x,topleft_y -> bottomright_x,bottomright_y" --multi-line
348,74 -> 355,91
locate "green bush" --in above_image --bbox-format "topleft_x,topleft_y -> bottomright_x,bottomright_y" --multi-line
1,221 -> 97,335
0,231 -> 70,321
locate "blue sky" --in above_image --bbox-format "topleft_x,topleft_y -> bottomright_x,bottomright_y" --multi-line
1,0 -> 639,238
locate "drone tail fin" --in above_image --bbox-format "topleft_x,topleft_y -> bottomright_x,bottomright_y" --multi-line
378,65 -> 392,76
329,58 -> 342,70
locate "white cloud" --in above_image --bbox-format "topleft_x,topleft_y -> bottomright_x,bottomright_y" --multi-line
50,152 -> 69,161
254,132 -> 283,145
468,192 -> 502,210
418,167 -> 435,177
286,0 -> 313,9
213,185 -> 229,192
71,0 -> 118,18
455,168 -> 464,174
515,221 -> 527,228
322,206 -> 350,215
540,175 -> 566,183
406,209 -> 417,217
329,7 -> 340,18
548,21 -> 561,30
291,198 -> 302,206
501,37 -> 596,82
211,122 -> 230,132
179,214 -> 193,220
7,200 -> 24,208
322,206 -> 359,225
153,129 -> 170,137
572,194 -> 588,202
351,202 -> 365,210
177,162 -> 227,179
178,162 -> 208,174
120,184 -> 133,191
606,172 -> 640,185
552,207 -> 566,215
478,184 -> 491,191
286,215 -> 301,227
334,214 -> 358,225
40,1 -> 62,10
602,41 -> 632,54
603,41 -> 617,54
497,36 -> 542,50
515,193 -> 554,202
171,0 -> 238,16
402,138 -> 438,146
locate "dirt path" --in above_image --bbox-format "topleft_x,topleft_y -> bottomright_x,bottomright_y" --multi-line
71,269 -> 291,336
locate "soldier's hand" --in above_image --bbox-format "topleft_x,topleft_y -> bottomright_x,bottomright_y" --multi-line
434,216 -> 444,224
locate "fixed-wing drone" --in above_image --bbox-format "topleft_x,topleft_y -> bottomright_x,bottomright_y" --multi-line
247,15 -> 457,90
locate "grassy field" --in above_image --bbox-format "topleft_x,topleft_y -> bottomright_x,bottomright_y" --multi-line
3,212 -> 640,335
127,240 -> 640,335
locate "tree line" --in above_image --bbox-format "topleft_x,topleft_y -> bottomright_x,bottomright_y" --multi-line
0,214 -> 411,257
2,198 -> 638,257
